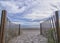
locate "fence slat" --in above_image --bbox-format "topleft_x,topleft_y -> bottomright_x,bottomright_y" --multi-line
40,23 -> 42,35
18,24 -> 20,35
0,10 -> 6,43
55,11 -> 60,43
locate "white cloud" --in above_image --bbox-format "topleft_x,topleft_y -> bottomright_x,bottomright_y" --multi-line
0,0 -> 41,14
22,0 -> 60,21
12,21 -> 40,25
23,12 -> 51,21
12,21 -> 40,28
0,1 -> 26,14
0,0 -> 60,25
12,22 -> 24,24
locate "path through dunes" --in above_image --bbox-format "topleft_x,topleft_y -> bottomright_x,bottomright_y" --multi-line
8,29 -> 48,43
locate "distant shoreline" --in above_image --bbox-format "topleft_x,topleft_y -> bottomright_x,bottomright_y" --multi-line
21,29 -> 40,30
21,28 -> 40,30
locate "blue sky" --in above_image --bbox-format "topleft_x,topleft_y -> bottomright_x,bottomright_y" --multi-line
0,0 -> 60,28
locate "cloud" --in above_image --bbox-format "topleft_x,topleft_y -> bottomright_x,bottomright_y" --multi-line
12,21 -> 40,28
23,11 -> 52,21
12,21 -> 40,26
22,0 -> 60,21
0,1 -> 27,14
0,0 -> 60,26
0,0 -> 40,14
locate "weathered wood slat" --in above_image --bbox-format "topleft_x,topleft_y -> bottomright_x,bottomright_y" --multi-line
55,11 -> 60,43
18,24 -> 20,35
0,10 -> 6,43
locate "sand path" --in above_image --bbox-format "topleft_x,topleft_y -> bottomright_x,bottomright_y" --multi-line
8,30 -> 48,43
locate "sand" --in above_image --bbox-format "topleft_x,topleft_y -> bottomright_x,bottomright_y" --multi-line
8,29 -> 48,43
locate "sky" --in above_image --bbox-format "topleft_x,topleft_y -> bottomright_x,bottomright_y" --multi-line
0,0 -> 60,28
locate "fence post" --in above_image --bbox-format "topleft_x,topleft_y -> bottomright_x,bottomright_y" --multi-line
0,10 -> 6,43
40,23 -> 42,35
18,24 -> 20,35
55,11 -> 60,43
